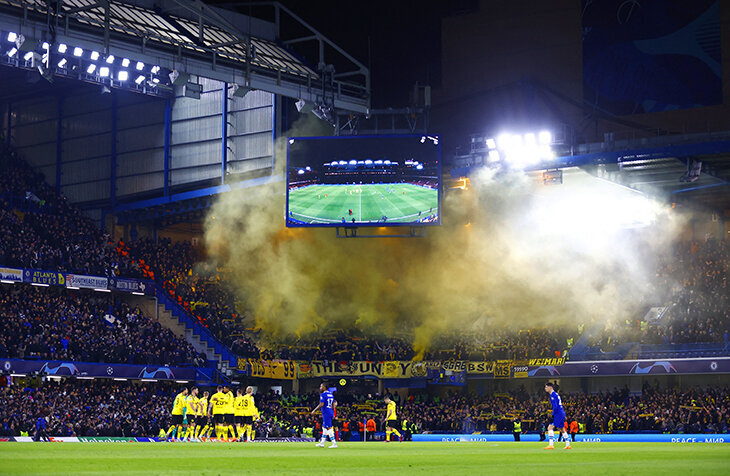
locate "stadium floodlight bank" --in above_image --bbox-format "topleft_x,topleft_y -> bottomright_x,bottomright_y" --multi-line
286,135 -> 442,228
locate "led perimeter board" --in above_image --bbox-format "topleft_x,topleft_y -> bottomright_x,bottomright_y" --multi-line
286,135 -> 441,227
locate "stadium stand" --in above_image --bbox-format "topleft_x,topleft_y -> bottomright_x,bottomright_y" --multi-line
1,382 -> 727,438
0,379 -> 175,437
1,144 -> 728,365
0,285 -> 205,366
0,145 -> 137,277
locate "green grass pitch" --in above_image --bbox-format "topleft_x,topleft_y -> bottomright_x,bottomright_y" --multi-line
3,442 -> 729,475
288,183 -> 438,224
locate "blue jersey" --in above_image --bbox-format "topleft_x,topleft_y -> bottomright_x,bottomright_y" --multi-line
320,391 -> 335,412
550,391 -> 566,418
319,390 -> 335,428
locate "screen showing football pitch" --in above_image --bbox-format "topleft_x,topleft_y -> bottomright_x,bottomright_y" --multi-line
286,135 -> 441,227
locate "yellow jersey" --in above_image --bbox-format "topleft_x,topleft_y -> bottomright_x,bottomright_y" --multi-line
211,392 -> 227,415
386,401 -> 397,420
234,396 -> 245,417
242,394 -> 256,417
185,395 -> 198,416
172,392 -> 186,416
222,391 -> 235,414
198,397 -> 208,417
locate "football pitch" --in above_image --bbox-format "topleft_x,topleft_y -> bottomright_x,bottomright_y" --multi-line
3,442 -> 729,475
288,183 -> 438,225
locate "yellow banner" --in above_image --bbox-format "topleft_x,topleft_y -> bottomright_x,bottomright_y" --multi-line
494,360 -> 512,379
248,359 -> 297,380
307,361 -> 416,378
528,358 -> 566,366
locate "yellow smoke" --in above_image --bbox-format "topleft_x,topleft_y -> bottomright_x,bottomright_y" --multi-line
204,119 -> 684,357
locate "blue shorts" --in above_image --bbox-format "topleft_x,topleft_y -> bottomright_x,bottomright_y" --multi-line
553,414 -> 566,429
322,410 -> 334,428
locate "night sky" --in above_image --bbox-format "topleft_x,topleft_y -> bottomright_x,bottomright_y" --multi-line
212,0 -> 476,108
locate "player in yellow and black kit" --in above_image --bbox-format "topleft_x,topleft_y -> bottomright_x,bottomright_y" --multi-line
384,395 -> 402,442
235,386 -> 259,442
196,391 -> 211,439
209,385 -> 236,440
166,387 -> 188,440
183,387 -> 200,441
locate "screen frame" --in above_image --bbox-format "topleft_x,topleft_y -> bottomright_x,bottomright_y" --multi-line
285,133 -> 442,228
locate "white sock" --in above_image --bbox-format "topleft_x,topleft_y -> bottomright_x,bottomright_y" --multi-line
548,429 -> 554,446
563,432 -> 571,446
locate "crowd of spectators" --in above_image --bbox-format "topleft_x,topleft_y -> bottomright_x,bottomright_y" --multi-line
0,145 -> 138,277
2,144 -> 729,364
2,380 -> 726,438
590,239 -> 730,353
0,379 -> 175,437
0,285 -> 205,366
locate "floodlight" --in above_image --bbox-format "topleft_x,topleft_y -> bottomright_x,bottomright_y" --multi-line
121,58 -> 130,67
416,164 -> 424,170
57,58 -> 67,67
497,133 -> 511,149
57,43 -> 67,53
90,51 -> 99,60
7,32 -> 16,42
105,55 -> 115,64
118,71 -> 128,81
152,77 -> 160,83
365,160 -> 373,164
540,145 -> 554,160
136,61 -> 144,70
348,160 -> 357,165
338,160 -> 347,165
87,64 -> 96,74
7,47 -> 17,57
73,47 -> 83,57
297,169 -> 305,175
305,166 -> 311,171
99,66 -> 110,77
42,42 -> 49,50
150,65 -> 160,74
486,138 -> 496,150
538,130 -> 551,145
384,160 -> 391,165
23,51 -> 32,61
374,160 -> 383,165
524,133 -> 536,145
135,75 -> 145,84
488,150 -> 500,163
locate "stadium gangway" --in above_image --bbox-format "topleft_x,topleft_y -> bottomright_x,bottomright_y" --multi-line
153,284 -> 239,372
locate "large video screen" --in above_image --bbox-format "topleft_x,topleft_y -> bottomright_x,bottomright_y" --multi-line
286,135 -> 441,227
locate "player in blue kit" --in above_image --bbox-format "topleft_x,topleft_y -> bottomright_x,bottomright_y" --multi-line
311,382 -> 338,448
544,382 -> 571,450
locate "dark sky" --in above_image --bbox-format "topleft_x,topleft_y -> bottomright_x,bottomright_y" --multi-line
212,0 -> 476,108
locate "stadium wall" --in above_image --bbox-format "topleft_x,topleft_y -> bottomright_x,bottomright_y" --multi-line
1,78 -> 274,224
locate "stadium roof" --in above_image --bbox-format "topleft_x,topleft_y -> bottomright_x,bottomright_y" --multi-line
0,0 -> 369,112
455,131 -> 730,211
